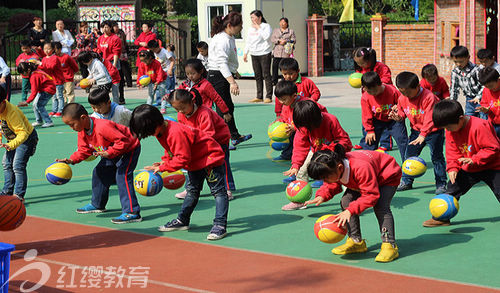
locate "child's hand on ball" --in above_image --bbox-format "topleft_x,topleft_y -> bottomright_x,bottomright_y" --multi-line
285,124 -> 294,135
333,210 -> 351,228
144,165 -> 160,173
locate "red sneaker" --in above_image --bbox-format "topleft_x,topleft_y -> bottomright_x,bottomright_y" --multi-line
353,145 -> 363,150
49,112 -> 55,117
54,112 -> 62,117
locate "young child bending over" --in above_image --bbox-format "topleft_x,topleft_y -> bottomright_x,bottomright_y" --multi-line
130,104 -> 229,240
306,144 -> 401,262
57,103 -> 142,224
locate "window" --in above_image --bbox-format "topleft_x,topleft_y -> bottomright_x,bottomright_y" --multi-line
207,4 -> 243,39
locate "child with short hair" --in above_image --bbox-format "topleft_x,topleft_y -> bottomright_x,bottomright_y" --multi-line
147,40 -> 176,106
179,59 -> 231,121
137,50 -> 167,106
196,41 -> 209,69
306,145 -> 401,262
0,56 -> 11,102
88,88 -> 132,127
478,66 -> 500,138
0,86 -> 38,202
163,44 -> 177,109
16,40 -> 40,104
17,62 -> 55,128
54,42 -> 79,104
282,100 -> 352,210
168,89 -> 235,200
449,46 -> 485,118
476,48 -> 500,74
37,42 -> 65,117
129,104 -> 229,240
358,72 -> 408,161
352,47 -> 393,151
420,63 -> 450,100
275,58 -> 320,117
56,103 -> 142,224
77,51 -> 113,93
423,99 -> 500,227
273,80 -> 327,163
389,71 -> 447,194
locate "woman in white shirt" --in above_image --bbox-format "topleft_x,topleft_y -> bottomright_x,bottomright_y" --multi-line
207,11 -> 252,148
244,10 -> 273,104
52,20 -> 74,55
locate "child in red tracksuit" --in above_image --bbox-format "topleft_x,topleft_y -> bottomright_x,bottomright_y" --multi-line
168,89 -> 235,200
35,42 -> 65,117
54,42 -> 79,104
137,50 -> 166,105
420,64 -> 450,100
358,72 -> 408,161
102,57 -> 122,104
178,59 -> 231,120
275,58 -> 320,117
17,62 -> 55,127
423,99 -> 500,227
477,66 -> 500,138
56,103 -> 142,224
130,104 -> 229,241
282,99 -> 352,210
273,80 -> 327,169
306,144 -> 401,263
16,40 -> 40,104
389,71 -> 447,194
353,47 -> 394,151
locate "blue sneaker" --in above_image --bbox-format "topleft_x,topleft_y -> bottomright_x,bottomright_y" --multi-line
207,225 -> 227,240
310,180 -> 324,188
158,218 -> 189,232
229,145 -> 236,151
282,175 -> 296,184
231,134 -> 253,146
76,203 -> 106,214
111,213 -> 142,224
152,102 -> 160,107
272,155 -> 290,162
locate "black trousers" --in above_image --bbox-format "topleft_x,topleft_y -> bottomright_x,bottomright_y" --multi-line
251,53 -> 273,100
447,169 -> 500,203
207,70 -> 240,140
272,57 -> 283,85
120,60 -> 133,87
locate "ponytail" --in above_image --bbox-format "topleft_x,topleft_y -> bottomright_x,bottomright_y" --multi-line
17,62 -> 37,75
307,145 -> 346,180
353,47 -> 377,71
210,11 -> 243,37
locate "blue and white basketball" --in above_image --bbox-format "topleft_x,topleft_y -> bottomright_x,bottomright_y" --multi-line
429,194 -> 459,221
45,162 -> 72,185
134,170 -> 163,196
402,156 -> 427,178
269,139 -> 290,151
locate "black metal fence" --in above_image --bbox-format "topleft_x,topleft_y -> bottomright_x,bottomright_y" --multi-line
0,19 -> 188,90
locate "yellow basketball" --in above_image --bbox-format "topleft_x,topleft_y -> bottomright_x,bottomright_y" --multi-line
429,194 -> 459,221
267,121 -> 289,142
348,72 -> 363,88
84,155 -> 97,162
134,170 -> 163,196
139,75 -> 151,86
80,78 -> 91,89
45,162 -> 72,185
402,156 -> 427,178
314,214 -> 347,244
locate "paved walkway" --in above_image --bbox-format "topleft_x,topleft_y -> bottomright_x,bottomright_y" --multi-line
73,73 -> 362,109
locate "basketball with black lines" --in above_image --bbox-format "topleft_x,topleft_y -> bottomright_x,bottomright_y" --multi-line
0,196 -> 26,231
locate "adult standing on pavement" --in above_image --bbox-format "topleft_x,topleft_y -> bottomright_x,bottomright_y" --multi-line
207,11 -> 252,148
270,17 -> 296,85
113,22 -> 133,88
52,20 -> 74,55
96,20 -> 122,70
244,10 -> 273,104
134,22 -> 157,67
75,22 -> 99,78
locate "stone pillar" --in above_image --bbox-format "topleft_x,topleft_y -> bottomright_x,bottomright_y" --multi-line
370,13 -> 388,63
306,14 -> 324,77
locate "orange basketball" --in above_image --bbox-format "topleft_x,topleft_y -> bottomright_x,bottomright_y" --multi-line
0,196 -> 26,231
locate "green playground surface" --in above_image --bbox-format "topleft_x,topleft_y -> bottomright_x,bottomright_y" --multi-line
7,93 -> 500,289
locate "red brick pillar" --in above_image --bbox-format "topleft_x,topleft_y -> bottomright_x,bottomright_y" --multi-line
306,14 -> 324,77
370,13 -> 388,63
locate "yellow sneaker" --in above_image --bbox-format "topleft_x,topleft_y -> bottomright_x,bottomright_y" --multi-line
331,238 -> 368,255
375,242 -> 399,262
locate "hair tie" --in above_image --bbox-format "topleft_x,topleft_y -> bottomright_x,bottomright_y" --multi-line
222,15 -> 226,21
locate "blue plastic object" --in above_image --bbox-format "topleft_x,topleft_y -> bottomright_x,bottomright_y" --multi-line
0,242 -> 15,293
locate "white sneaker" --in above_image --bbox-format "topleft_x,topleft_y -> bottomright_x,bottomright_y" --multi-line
32,122 -> 42,127
41,122 -> 54,128
227,190 -> 234,201
281,202 -> 307,211
175,190 -> 187,199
